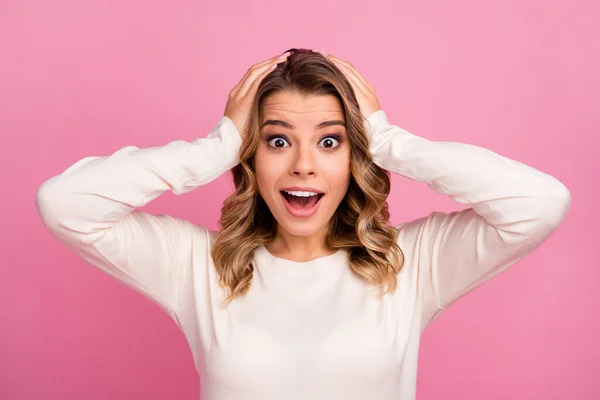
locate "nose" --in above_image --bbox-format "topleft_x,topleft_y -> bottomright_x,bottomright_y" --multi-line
290,144 -> 316,177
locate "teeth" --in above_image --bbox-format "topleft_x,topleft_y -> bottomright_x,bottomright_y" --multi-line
284,190 -> 320,197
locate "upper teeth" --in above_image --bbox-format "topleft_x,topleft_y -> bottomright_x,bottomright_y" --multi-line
284,191 -> 320,197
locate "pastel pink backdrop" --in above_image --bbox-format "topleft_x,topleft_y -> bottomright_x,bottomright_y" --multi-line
1,1 -> 597,399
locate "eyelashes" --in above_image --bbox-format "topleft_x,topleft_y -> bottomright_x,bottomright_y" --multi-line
266,134 -> 342,149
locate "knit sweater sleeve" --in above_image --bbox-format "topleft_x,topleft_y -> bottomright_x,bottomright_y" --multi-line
35,116 -> 242,327
364,110 -> 571,332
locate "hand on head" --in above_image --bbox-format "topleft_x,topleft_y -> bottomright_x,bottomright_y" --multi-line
312,49 -> 382,120
223,48 -> 382,140
223,52 -> 291,140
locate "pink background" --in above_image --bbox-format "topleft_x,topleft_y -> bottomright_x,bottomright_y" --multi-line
1,1 -> 598,399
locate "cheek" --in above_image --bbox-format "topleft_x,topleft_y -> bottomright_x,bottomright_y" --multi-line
330,168 -> 351,193
254,164 -> 269,196
324,155 -> 351,197
254,150 -> 279,198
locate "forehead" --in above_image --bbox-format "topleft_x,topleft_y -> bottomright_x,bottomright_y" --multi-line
261,91 -> 345,130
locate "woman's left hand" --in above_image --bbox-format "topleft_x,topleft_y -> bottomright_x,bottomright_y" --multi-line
312,49 -> 382,120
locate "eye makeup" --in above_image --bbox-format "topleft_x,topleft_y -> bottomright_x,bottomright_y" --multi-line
265,134 -> 343,149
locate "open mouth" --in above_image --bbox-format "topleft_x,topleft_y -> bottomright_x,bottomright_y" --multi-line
280,191 -> 325,212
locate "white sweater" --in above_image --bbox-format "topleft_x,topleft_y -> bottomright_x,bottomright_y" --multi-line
35,110 -> 571,399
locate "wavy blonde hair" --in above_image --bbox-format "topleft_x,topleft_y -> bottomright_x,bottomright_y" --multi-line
212,48 -> 404,304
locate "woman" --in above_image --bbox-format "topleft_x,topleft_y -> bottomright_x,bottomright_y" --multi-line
35,48 -> 571,399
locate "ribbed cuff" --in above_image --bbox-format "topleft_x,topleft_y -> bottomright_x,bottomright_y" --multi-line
363,109 -> 390,140
211,115 -> 244,166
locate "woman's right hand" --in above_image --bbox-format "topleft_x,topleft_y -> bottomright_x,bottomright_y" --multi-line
223,51 -> 291,140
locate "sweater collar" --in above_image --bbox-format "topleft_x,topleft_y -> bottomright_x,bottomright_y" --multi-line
253,245 -> 348,270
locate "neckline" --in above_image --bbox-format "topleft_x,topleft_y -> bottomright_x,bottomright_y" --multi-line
254,245 -> 348,270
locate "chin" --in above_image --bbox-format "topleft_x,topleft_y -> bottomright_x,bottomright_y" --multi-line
276,220 -> 329,237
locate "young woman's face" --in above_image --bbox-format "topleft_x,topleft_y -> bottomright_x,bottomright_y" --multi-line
255,91 -> 351,237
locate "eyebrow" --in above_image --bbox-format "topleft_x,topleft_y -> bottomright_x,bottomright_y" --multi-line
261,119 -> 346,130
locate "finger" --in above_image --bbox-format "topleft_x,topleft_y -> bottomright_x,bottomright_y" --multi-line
333,58 -> 371,91
250,52 -> 290,75
312,49 -> 365,87
237,55 -> 288,97
247,59 -> 281,97
325,54 -> 371,90
311,48 -> 328,56
233,52 -> 290,96
330,58 -> 370,96
234,52 -> 289,95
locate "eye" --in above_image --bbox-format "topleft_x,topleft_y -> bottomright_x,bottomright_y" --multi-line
267,135 -> 290,148
318,135 -> 341,149
265,134 -> 342,149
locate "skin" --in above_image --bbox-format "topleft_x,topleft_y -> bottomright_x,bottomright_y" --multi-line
224,49 -> 381,263
255,91 -> 351,262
